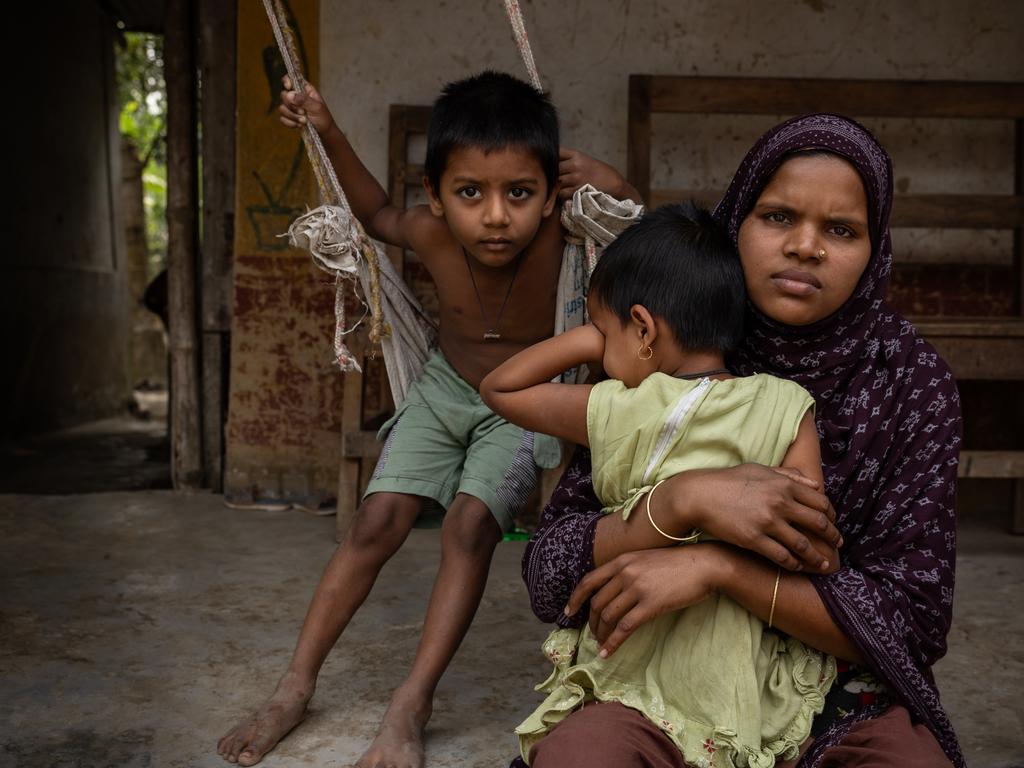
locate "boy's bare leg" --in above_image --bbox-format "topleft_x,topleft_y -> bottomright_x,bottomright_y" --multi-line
217,491 -> 424,766
356,493 -> 502,768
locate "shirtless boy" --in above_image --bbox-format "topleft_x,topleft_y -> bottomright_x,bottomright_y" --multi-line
216,71 -> 634,768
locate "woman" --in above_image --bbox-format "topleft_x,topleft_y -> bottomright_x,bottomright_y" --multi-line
517,114 -> 963,767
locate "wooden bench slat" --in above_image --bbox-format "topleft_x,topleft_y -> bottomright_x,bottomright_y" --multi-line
643,76 -> 1024,119
910,318 -> 1024,379
958,450 -> 1024,478
912,317 -> 1024,337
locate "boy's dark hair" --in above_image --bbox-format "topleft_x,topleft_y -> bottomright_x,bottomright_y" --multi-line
424,71 -> 559,195
588,201 -> 746,353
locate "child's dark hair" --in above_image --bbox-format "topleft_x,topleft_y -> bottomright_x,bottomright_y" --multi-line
424,71 -> 559,195
588,201 -> 746,353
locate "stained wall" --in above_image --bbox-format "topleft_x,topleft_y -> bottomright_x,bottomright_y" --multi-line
225,0 -> 343,508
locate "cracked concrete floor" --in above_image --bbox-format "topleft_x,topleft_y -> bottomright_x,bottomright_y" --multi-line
0,491 -> 1021,768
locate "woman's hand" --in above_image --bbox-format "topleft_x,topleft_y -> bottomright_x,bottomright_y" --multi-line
278,76 -> 335,136
566,545 -> 726,657
670,465 -> 841,573
558,148 -> 639,202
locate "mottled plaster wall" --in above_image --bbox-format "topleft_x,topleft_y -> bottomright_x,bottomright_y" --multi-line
225,0 -> 342,507
324,1 -> 1021,179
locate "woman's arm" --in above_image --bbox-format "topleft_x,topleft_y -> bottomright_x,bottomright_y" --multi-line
479,324 -> 604,446
521,448 -> 604,627
523,452 -> 842,626
568,543 -> 865,663
593,409 -> 840,571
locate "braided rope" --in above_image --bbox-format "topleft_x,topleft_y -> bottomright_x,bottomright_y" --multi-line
503,0 -> 543,92
262,0 -> 387,365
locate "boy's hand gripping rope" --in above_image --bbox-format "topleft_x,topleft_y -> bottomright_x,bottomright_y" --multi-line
261,0 -> 386,372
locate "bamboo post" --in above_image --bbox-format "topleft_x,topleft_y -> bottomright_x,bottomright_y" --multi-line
199,0 -> 237,493
165,0 -> 204,488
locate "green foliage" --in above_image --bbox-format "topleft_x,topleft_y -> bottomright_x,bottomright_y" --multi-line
116,32 -> 167,276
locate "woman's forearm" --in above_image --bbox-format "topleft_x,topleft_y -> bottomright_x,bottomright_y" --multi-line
593,481 -> 698,565
595,466 -> 839,573
717,547 -> 864,664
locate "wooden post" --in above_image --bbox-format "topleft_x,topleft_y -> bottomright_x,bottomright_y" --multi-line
165,0 -> 204,489
1014,117 -> 1023,531
199,0 -> 237,493
627,75 -> 652,205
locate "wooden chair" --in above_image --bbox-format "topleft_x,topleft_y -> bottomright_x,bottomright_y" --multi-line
625,75 -> 1024,531
336,105 -> 433,540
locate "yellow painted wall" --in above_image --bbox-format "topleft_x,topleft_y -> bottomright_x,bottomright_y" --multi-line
226,0 -> 344,508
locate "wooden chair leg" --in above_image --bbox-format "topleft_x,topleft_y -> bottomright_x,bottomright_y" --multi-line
1013,479 -> 1024,535
336,369 -> 364,542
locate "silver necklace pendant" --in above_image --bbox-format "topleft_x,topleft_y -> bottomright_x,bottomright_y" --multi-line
483,330 -> 501,340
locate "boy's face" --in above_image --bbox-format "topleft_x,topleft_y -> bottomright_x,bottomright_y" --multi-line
426,144 -> 557,267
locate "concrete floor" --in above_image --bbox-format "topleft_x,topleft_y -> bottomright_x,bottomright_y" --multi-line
1,490 -> 1022,767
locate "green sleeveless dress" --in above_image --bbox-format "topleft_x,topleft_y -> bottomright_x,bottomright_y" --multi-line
516,373 -> 836,768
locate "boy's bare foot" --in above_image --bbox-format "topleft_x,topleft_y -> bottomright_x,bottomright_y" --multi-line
355,686 -> 433,768
216,671 -> 314,765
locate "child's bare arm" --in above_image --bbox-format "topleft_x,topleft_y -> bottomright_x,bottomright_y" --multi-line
558,148 -> 643,204
479,325 -> 604,446
279,78 -> 438,250
780,411 -> 840,572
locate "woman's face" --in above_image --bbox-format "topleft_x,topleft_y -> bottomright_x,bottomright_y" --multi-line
737,154 -> 872,327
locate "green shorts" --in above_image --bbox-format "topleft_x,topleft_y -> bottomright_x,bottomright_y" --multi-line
363,351 -> 540,532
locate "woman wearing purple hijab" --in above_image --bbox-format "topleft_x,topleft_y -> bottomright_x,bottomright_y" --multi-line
515,114 -> 962,767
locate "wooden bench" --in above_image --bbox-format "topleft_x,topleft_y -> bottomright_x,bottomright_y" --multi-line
626,75 -> 1024,531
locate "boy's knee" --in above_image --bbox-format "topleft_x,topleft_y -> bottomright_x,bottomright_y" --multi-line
346,494 -> 418,553
442,497 -> 502,553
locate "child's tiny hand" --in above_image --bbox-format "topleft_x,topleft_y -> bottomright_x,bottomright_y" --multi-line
278,76 -> 335,136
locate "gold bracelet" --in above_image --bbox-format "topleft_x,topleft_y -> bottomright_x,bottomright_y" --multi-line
768,568 -> 781,628
645,478 -> 701,543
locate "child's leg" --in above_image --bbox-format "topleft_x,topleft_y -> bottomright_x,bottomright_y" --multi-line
356,492 -> 502,768
217,491 -> 424,766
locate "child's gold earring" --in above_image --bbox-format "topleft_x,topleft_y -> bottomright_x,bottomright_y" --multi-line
637,342 -> 653,361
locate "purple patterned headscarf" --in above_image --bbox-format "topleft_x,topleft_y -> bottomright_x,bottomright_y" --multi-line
715,114 -> 964,766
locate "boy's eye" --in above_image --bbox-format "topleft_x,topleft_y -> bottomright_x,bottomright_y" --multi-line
458,186 -> 481,200
508,187 -> 531,200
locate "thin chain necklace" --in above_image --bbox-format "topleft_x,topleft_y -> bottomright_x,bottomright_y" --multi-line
463,248 -> 523,341
674,367 -> 731,380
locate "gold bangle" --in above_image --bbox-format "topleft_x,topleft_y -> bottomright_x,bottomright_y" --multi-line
768,568 -> 781,628
645,477 -> 701,543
